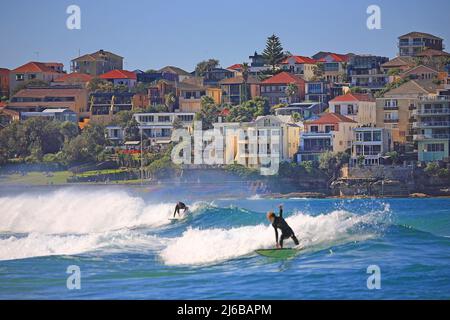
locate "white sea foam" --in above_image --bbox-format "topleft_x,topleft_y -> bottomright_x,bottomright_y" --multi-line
0,189 -> 181,234
160,210 -> 378,266
0,230 -> 164,261
0,189 -> 188,261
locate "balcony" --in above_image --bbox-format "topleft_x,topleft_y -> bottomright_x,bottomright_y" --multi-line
384,106 -> 399,110
384,118 -> 399,123
412,121 -> 450,128
419,96 -> 450,101
413,108 -> 450,116
414,133 -> 450,140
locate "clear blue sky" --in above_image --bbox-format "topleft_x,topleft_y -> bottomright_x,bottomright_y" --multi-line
1,0 -> 449,72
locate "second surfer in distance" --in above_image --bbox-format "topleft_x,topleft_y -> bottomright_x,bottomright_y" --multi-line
267,205 -> 299,249
173,201 -> 189,218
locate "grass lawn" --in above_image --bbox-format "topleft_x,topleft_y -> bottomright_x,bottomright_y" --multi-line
0,171 -> 72,185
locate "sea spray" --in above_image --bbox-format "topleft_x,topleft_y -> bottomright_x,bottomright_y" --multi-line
0,188 -> 181,234
160,210 -> 383,266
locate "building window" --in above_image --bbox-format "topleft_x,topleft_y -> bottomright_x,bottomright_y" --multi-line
16,74 -> 25,81
426,143 -> 444,152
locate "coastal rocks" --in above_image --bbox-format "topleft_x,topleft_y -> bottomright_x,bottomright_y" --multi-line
263,192 -> 327,199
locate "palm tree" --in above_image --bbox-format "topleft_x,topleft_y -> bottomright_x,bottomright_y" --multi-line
285,83 -> 298,104
164,92 -> 176,112
241,62 -> 250,104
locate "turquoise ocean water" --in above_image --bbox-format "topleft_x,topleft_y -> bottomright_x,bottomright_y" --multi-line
0,186 -> 449,299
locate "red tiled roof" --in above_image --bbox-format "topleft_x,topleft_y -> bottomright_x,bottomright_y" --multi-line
416,48 -> 450,57
0,101 -> 7,108
54,72 -> 93,83
330,93 -> 375,103
227,64 -> 243,70
281,56 -> 316,64
309,113 -> 357,125
317,53 -> 349,63
262,72 -> 304,84
12,62 -> 63,73
99,70 -> 137,80
220,108 -> 230,116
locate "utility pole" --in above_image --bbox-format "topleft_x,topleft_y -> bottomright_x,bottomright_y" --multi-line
140,125 -> 143,185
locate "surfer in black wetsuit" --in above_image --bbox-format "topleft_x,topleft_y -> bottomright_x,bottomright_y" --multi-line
174,202 -> 189,217
267,205 -> 299,249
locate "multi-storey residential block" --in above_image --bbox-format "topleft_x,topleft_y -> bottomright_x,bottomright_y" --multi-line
329,93 -> 376,126
89,91 -> 134,123
8,85 -> 89,121
375,79 -> 442,156
260,72 -> 305,106
347,55 -> 389,90
71,50 -> 123,76
9,62 -> 65,95
296,113 -> 357,162
280,56 -> 316,81
219,75 -> 260,105
413,95 -> 450,162
398,32 -> 444,57
213,115 -> 300,170
350,127 -> 392,166
105,112 -> 195,145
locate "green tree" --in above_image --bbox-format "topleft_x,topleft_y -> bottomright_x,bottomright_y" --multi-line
59,121 -> 79,143
124,117 -> 141,141
172,116 -> 184,129
285,83 -> 298,104
195,59 -> 220,77
165,92 -> 177,112
87,78 -> 114,92
262,34 -> 284,73
196,96 -> 222,129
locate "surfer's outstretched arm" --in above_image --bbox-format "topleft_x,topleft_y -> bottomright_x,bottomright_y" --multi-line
278,205 -> 283,218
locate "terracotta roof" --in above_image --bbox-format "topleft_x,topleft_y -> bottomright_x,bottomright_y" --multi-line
99,70 -> 137,80
12,62 -> 63,73
158,66 -> 191,76
330,93 -> 375,103
317,53 -> 349,63
262,72 -> 304,84
219,75 -> 259,85
381,56 -> 415,68
227,64 -> 243,71
401,65 -> 439,77
308,113 -> 357,125
0,101 -> 7,108
383,79 -> 442,97
72,50 -> 123,62
399,32 -> 442,40
416,48 -> 450,57
11,87 -> 87,98
54,72 -> 93,83
281,55 -> 316,64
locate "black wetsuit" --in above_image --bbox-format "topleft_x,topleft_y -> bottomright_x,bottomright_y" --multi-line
174,202 -> 187,217
272,208 -> 299,248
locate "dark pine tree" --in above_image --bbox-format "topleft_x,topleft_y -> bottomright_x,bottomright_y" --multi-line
262,34 -> 284,73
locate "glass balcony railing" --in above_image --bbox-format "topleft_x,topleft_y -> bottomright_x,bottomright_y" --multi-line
413,108 -> 450,115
